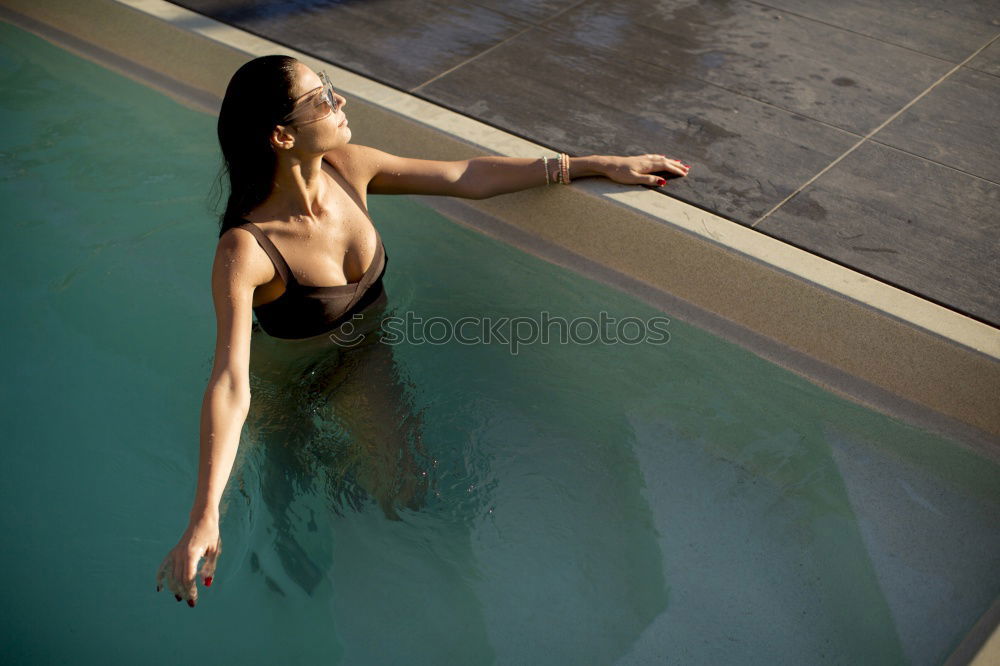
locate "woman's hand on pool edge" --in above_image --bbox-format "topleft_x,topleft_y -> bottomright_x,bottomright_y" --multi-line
594,154 -> 690,187
156,516 -> 221,608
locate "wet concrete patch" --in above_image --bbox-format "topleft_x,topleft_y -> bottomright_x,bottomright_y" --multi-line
419,27 -> 857,224
754,0 -> 1000,62
544,0 -> 954,134
464,0 -> 583,25
169,0 -> 528,89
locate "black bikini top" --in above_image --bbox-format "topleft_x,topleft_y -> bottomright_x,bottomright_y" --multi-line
237,221 -> 388,340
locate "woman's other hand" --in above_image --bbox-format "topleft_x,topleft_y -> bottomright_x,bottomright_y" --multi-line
598,154 -> 690,187
156,516 -> 221,607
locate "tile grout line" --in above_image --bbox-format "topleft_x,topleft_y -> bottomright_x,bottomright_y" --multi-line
485,5 -> 984,146
745,0 -> 990,64
866,138 -> 1000,187
638,60 -> 868,138
409,0 -> 588,93
409,25 -> 534,93
528,0 -> 590,26
415,15 -> 873,148
465,0 -> 588,29
751,31 -> 1000,227
966,64 -> 1000,81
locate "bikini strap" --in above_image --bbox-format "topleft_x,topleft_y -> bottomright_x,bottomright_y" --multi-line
237,221 -> 295,287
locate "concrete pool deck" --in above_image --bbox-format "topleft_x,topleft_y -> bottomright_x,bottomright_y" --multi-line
165,0 -> 1000,332
1,0 -> 998,663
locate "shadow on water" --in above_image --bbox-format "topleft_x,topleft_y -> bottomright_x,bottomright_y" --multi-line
241,290 -> 433,596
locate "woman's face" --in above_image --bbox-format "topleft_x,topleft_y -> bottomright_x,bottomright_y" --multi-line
280,62 -> 350,154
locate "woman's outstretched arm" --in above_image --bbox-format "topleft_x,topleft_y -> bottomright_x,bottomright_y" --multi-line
332,145 -> 690,199
156,228 -> 260,608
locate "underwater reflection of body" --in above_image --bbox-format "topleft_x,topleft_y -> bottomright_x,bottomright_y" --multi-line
244,290 -> 432,594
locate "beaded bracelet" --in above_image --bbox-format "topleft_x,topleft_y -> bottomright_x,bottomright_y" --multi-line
542,156 -> 550,186
560,152 -> 571,185
551,153 -> 565,184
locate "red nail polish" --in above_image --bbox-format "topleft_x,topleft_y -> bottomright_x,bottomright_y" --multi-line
657,178 -> 666,186
187,599 -> 195,608
205,577 -> 213,587
175,594 -> 182,602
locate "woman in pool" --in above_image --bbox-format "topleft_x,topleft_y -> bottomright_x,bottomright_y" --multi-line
155,55 -> 689,607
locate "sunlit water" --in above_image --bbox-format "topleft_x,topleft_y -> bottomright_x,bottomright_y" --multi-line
1,20 -> 998,665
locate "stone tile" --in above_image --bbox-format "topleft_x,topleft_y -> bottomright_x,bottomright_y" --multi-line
465,0 -> 584,25
170,0 -> 528,90
967,38 -> 1000,77
873,67 -> 1000,182
757,142 -> 1000,325
547,0 -> 954,134
754,0 -> 1000,62
421,28 -> 857,224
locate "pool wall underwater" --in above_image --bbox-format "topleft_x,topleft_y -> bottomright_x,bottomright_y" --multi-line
2,0 -> 997,663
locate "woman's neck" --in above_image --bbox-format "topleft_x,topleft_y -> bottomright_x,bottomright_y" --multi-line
266,154 -> 328,222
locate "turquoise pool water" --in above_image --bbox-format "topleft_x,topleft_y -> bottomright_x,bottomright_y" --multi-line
1,20 -> 998,665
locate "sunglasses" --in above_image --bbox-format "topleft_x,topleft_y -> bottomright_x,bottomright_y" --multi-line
282,71 -> 342,125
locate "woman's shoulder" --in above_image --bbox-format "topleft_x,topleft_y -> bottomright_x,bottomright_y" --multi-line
322,143 -> 390,197
214,225 -> 274,288
326,142 -> 382,161
323,143 -> 393,177
218,222 -> 271,262
217,223 -> 262,257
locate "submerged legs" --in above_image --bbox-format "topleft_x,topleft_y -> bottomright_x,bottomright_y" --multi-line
314,333 -> 430,521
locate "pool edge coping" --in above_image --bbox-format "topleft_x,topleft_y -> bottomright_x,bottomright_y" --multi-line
3,1 -> 999,663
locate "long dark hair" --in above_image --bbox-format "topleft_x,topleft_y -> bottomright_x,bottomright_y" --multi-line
215,55 -> 299,238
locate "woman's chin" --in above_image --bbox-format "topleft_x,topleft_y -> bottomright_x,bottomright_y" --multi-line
322,129 -> 352,153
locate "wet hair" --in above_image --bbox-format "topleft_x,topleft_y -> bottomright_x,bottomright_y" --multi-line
214,55 -> 299,238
